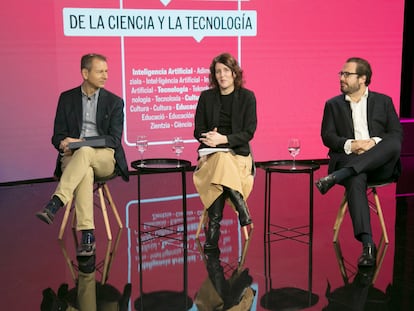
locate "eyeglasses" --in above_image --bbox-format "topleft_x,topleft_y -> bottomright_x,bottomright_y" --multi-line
338,71 -> 359,78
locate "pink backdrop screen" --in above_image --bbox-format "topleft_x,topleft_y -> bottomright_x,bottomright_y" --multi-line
0,0 -> 405,183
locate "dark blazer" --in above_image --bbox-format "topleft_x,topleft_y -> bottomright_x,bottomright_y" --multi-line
194,87 -> 257,156
321,90 -> 402,174
52,86 -> 129,181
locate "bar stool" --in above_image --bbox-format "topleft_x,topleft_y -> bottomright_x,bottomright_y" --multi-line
58,172 -> 123,241
333,180 -> 394,284
58,228 -> 123,285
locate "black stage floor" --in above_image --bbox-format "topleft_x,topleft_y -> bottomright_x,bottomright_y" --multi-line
1,164 -> 413,310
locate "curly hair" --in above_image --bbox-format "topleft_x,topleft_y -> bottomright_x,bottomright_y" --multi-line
209,53 -> 244,89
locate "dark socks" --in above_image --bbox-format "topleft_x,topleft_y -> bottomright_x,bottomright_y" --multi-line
332,167 -> 355,184
359,233 -> 374,246
51,195 -> 64,207
82,229 -> 94,237
46,195 -> 64,214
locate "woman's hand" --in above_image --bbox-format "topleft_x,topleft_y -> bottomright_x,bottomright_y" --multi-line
199,128 -> 228,147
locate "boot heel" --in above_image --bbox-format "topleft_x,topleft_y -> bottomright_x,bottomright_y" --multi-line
226,188 -> 252,226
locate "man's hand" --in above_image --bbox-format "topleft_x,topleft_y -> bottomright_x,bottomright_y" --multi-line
351,139 -> 376,155
59,137 -> 84,156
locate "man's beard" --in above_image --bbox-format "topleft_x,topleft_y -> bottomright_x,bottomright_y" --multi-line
341,83 -> 359,95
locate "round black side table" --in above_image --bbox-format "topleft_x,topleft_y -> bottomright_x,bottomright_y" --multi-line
131,158 -> 193,311
256,160 -> 320,310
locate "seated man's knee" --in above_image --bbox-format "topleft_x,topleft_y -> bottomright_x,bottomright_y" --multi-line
343,174 -> 367,190
74,146 -> 95,157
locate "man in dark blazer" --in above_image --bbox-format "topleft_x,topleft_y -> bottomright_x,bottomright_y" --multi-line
36,53 -> 129,256
315,57 -> 402,267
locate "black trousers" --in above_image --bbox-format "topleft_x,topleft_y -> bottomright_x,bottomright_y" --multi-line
329,138 -> 401,239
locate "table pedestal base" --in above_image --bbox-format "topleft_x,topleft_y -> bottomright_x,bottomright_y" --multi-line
134,290 -> 193,311
260,287 -> 319,310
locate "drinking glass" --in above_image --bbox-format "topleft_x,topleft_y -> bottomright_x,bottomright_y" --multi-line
288,138 -> 301,169
172,137 -> 184,167
136,135 -> 148,167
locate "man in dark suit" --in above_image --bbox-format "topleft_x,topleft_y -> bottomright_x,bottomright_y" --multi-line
36,53 -> 129,256
315,57 -> 402,267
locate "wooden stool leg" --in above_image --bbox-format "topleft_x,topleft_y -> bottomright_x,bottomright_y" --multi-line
333,241 -> 350,284
101,228 -> 123,285
103,184 -> 123,229
58,199 -> 73,240
98,186 -> 112,241
372,189 -> 389,244
371,188 -> 390,283
58,240 -> 77,283
101,239 -> 113,284
238,223 -> 254,272
195,210 -> 208,266
333,194 -> 348,243
373,243 -> 389,283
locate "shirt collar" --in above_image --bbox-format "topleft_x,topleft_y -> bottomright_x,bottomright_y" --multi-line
81,87 -> 100,100
345,87 -> 369,103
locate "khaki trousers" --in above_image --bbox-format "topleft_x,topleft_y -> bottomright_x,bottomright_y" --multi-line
193,152 -> 254,210
76,271 -> 97,311
66,271 -> 123,311
54,147 -> 115,230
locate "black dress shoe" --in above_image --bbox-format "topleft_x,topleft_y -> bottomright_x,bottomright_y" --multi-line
315,174 -> 336,195
358,243 -> 377,267
77,254 -> 96,273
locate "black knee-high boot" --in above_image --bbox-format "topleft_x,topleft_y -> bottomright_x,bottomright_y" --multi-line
206,253 -> 230,305
204,193 -> 226,255
225,187 -> 252,227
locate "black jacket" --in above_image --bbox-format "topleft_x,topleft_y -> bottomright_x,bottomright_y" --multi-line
52,86 -> 129,181
194,87 -> 257,156
321,90 -> 402,174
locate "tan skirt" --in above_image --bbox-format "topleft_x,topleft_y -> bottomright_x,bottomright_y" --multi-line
193,151 -> 254,209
